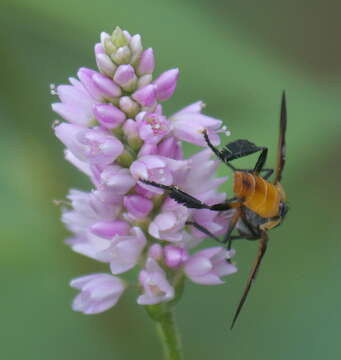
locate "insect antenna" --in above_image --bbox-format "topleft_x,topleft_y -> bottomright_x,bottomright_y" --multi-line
230,231 -> 269,329
274,91 -> 287,184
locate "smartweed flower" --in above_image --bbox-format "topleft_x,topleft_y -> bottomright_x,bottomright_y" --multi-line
52,26 -> 236,358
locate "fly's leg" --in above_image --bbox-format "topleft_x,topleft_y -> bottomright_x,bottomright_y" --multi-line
140,180 -> 240,211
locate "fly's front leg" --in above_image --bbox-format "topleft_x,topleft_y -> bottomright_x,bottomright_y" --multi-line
259,217 -> 281,231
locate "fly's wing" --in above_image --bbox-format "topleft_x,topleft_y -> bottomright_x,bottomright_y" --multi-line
230,231 -> 269,329
274,91 -> 287,184
220,139 -> 263,163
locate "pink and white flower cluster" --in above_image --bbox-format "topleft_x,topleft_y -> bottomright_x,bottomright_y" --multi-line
52,27 -> 237,314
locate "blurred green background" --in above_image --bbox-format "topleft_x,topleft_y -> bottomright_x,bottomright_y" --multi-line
1,0 -> 341,359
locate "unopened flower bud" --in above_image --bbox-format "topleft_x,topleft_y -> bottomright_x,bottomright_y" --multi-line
94,43 -> 105,55
148,244 -> 163,260
111,26 -> 129,47
132,84 -> 157,107
137,74 -> 153,89
119,96 -> 139,117
138,143 -> 157,157
91,220 -> 130,238
123,30 -> 131,41
124,195 -> 153,219
96,53 -> 117,77
77,67 -> 104,100
130,34 -> 143,64
113,64 -> 137,92
111,46 -> 131,65
137,48 -> 155,75
154,68 -> 179,101
164,245 -> 188,268
100,32 -> 110,46
92,73 -> 121,98
122,118 -> 138,139
93,103 -> 126,129
103,37 -> 117,55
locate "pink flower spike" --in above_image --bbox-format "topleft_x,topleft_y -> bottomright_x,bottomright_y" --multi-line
164,245 -> 188,268
153,68 -> 179,101
70,273 -> 126,314
184,247 -> 237,285
91,220 -> 130,238
93,103 -> 126,129
137,258 -> 174,305
132,84 -> 157,107
137,48 -> 155,75
123,195 -> 153,219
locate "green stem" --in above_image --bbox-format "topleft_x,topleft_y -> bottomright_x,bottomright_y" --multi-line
155,310 -> 183,360
145,273 -> 185,359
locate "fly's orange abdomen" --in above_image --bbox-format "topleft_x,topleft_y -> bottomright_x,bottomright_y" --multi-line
233,171 -> 281,218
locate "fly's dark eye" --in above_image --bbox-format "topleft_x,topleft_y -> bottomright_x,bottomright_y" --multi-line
279,202 -> 288,217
